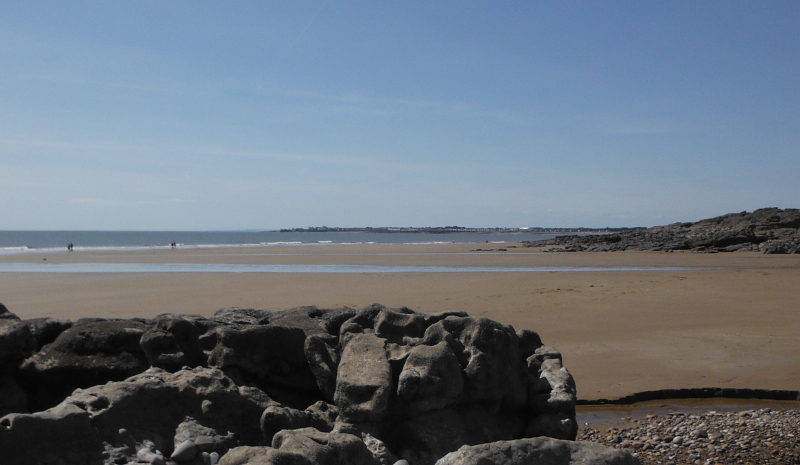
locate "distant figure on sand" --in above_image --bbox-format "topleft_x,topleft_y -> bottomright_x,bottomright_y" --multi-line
171,241 -> 177,249
67,243 -> 73,251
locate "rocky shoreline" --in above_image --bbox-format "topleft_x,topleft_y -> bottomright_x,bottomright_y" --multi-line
523,208 -> 800,254
0,303 -> 641,465
578,407 -> 800,464
3,300 -> 798,464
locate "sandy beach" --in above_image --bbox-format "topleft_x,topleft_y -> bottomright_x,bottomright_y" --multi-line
1,243 -> 798,401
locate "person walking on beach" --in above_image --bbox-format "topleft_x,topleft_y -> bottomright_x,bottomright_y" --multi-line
67,243 -> 73,251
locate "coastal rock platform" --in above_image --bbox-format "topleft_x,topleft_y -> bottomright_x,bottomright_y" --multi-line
524,208 -> 800,254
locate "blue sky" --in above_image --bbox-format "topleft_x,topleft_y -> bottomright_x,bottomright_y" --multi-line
1,1 -> 797,229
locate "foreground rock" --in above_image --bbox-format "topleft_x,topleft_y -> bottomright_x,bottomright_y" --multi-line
219,428 -> 384,465
438,437 -> 640,465
17,318 -> 151,412
0,367 -> 273,465
0,303 -> 636,465
524,207 -> 800,253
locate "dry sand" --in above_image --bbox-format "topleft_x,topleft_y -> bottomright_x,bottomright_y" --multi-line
1,243 -> 798,401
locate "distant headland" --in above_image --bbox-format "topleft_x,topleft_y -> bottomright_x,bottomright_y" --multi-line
280,226 -> 644,234
523,207 -> 800,254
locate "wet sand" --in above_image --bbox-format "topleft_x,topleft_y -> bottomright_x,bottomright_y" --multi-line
1,243 -> 798,401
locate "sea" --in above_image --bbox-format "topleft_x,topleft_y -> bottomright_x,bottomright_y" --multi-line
0,231 -> 703,273
0,230 -> 557,255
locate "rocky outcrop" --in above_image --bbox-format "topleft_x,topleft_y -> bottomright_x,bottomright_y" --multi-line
140,314 -> 216,371
0,367 -> 273,465
207,323 -> 321,408
0,303 -> 636,465
24,317 -> 73,351
260,401 -> 337,443
219,428 -> 384,465
334,332 -> 392,423
524,207 -> 800,253
0,317 -> 35,372
16,318 -> 151,411
230,305 -> 582,465
0,303 -> 17,320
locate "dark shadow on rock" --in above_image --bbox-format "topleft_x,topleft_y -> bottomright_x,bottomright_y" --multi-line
16,319 -> 150,412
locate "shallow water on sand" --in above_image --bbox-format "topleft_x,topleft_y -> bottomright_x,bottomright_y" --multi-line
0,263 -> 706,273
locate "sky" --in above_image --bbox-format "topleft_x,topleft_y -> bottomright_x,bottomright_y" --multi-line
0,1 -> 798,230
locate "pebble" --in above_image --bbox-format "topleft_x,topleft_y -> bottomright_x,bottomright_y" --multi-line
137,440 -> 167,465
170,440 -> 198,461
578,408 -> 800,465
201,399 -> 214,416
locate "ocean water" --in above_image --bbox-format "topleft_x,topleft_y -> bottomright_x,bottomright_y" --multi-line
0,230 -> 557,255
0,231 -> 709,274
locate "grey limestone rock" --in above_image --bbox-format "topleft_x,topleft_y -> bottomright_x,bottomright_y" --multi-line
396,341 -> 463,414
420,316 -> 527,410
140,314 -> 217,371
173,416 -> 238,457
23,317 -> 73,351
0,303 -> 17,320
171,439 -> 199,462
218,428 -> 382,465
260,402 -> 337,443
761,239 -> 799,254
526,351 -> 578,440
334,333 -> 392,423
207,323 -> 320,407
435,437 -> 640,465
211,308 -> 272,326
387,404 -> 525,465
525,412 -> 579,440
0,304 -> 585,465
0,367 -> 272,465
304,334 -> 340,402
362,432 -> 400,465
0,402 -> 104,465
16,319 -> 150,411
524,207 -> 800,254
268,306 -> 361,338
312,305 -> 578,463
0,318 -> 35,372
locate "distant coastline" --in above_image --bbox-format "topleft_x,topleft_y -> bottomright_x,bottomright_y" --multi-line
280,226 -> 645,234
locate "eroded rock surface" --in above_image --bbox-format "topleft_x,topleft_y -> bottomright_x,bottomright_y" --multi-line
220,428 -> 383,465
0,303 -> 632,465
0,366 -> 272,465
436,437 -> 640,465
17,318 -> 150,411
